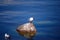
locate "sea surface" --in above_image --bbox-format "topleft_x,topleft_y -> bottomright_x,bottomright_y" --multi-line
0,0 -> 60,40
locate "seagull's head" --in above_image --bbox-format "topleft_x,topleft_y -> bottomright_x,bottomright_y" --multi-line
29,17 -> 34,23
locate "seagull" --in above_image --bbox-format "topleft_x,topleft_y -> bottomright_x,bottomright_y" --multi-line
5,33 -> 10,40
29,17 -> 34,23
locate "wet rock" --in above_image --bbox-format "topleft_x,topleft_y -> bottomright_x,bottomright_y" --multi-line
16,17 -> 36,38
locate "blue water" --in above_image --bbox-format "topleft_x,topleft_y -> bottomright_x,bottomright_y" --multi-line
0,0 -> 60,40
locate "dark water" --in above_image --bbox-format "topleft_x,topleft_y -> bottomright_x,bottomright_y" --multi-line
0,0 -> 60,40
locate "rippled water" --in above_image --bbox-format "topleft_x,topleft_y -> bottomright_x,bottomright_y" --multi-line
0,0 -> 60,40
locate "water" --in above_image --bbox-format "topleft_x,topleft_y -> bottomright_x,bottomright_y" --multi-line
0,0 -> 60,40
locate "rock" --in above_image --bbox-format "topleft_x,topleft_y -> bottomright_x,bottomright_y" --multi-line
16,17 -> 36,38
16,23 -> 36,38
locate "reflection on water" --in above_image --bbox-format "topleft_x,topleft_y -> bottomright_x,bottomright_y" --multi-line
0,0 -> 60,40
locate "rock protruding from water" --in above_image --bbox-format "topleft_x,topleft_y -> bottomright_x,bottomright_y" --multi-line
16,22 -> 36,38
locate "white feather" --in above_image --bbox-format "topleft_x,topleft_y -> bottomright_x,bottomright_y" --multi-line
29,17 -> 34,22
